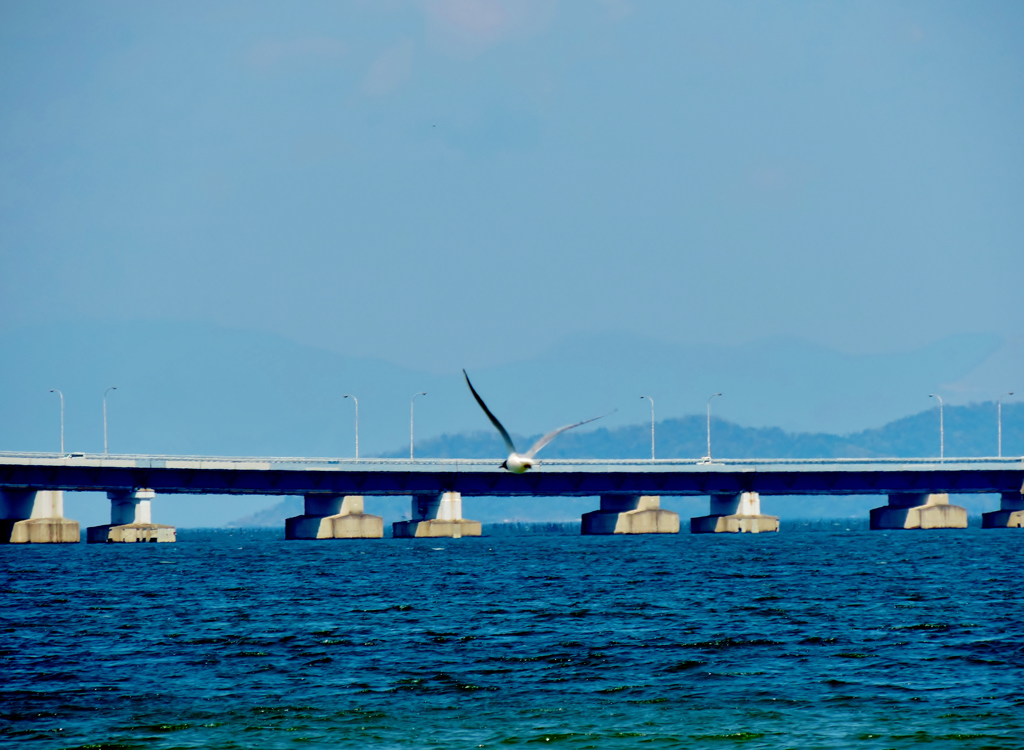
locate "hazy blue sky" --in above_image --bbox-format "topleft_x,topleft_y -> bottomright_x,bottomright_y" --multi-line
2,0 -> 1022,373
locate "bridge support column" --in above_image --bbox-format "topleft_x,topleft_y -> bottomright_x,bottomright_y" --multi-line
981,492 -> 1024,528
581,495 -> 679,534
869,493 -> 966,530
286,495 -> 382,539
0,490 -> 80,543
393,492 -> 480,538
691,492 -> 779,534
88,489 -> 176,542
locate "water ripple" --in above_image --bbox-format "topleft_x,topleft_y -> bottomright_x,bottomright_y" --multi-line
1,528 -> 1023,748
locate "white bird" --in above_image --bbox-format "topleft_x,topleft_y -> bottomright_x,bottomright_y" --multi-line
463,369 -> 613,473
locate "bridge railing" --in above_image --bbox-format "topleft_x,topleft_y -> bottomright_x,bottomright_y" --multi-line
0,450 -> 1020,467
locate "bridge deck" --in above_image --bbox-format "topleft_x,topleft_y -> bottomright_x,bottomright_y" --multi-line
1,452 -> 1021,497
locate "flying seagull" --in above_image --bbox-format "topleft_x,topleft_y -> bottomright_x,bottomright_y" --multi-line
463,369 -> 613,473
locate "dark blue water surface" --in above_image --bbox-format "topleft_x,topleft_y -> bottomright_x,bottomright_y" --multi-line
2,529 -> 1023,749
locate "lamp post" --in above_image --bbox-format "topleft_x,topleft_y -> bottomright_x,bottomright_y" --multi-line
410,391 -> 426,459
49,389 -> 64,455
998,391 -> 1014,458
929,393 -> 944,459
343,394 -> 359,459
707,392 -> 722,460
640,395 -> 655,460
103,386 -> 117,454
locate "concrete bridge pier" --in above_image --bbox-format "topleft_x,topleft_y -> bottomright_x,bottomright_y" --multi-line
88,489 -> 176,542
393,491 -> 480,538
869,493 -> 967,530
0,489 -> 80,543
286,495 -> 383,539
581,495 -> 679,534
981,492 -> 1024,528
690,492 -> 779,533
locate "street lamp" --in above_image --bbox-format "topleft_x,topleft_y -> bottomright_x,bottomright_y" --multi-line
49,389 -> 64,455
998,391 -> 1014,458
929,393 -> 944,459
103,386 -> 117,454
410,391 -> 426,459
343,394 -> 359,460
640,395 -> 654,460
707,392 -> 723,461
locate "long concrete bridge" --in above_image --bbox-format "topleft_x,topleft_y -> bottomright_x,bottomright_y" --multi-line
1,451 -> 1022,542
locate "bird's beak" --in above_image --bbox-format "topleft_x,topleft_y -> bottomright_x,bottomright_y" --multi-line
500,460 -> 507,469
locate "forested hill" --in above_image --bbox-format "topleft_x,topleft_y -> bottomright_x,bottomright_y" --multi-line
383,402 -> 1024,461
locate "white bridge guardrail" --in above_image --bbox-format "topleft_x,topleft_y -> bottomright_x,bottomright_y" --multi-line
0,450 -> 1020,467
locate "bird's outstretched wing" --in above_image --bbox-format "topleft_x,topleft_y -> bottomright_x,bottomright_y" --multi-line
463,370 -> 517,456
524,410 -> 616,459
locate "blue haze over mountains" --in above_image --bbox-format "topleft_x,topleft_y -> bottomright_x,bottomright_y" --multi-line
0,321 -> 1005,457
384,403 -> 1024,464
0,322 -> 1018,528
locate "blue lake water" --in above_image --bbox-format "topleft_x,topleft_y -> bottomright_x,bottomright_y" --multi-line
2,529 -> 1023,749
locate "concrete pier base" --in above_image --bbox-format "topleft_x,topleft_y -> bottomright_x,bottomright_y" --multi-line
582,495 -> 679,534
393,492 -> 481,538
393,519 -> 482,538
690,492 -> 779,534
982,492 -> 1024,529
88,489 -> 176,543
0,490 -> 79,543
285,495 -> 383,539
870,493 -> 967,530
0,517 -> 80,543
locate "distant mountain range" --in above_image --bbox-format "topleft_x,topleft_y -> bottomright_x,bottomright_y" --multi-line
384,400 -> 1024,462
0,320 -> 1017,527
0,320 -> 1010,458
